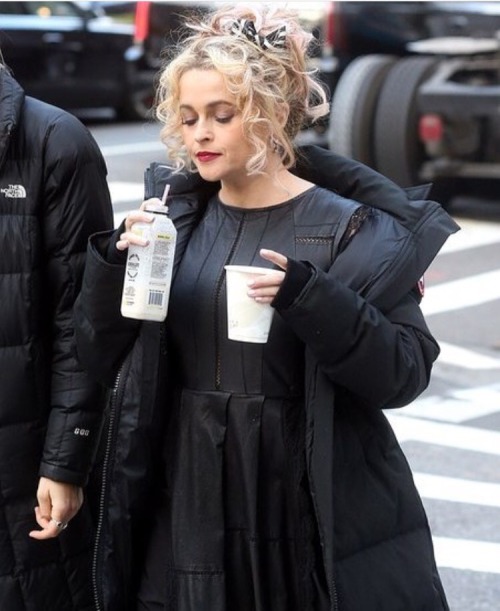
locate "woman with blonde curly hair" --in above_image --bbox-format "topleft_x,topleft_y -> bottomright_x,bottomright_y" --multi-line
75,3 -> 456,610
155,3 -> 328,175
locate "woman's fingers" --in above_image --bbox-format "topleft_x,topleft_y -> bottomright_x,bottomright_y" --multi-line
116,230 -> 149,251
259,248 -> 288,271
124,210 -> 155,233
29,479 -> 83,541
116,202 -> 157,251
247,270 -> 285,302
116,238 -> 129,252
242,249 -> 289,302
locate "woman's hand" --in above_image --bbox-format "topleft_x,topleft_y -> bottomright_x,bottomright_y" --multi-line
29,477 -> 84,540
116,198 -> 160,251
246,248 -> 288,304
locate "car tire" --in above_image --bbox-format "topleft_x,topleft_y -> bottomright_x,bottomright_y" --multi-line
327,54 -> 396,166
373,56 -> 438,188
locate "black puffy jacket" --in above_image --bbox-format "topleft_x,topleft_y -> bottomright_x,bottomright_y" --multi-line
0,68 -> 113,609
75,146 -> 459,610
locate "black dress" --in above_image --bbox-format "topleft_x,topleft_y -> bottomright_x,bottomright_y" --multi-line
137,189 -> 331,611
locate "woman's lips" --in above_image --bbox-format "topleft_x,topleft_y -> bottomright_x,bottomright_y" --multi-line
196,152 -> 221,162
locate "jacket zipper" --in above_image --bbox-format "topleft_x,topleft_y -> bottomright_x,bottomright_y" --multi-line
332,577 -> 339,611
91,362 -> 126,611
214,215 -> 246,389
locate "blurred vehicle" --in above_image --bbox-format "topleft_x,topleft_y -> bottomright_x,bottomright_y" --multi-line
95,1 -> 211,71
315,1 -> 500,204
0,0 -> 207,120
93,0 -> 327,120
0,1 -> 149,119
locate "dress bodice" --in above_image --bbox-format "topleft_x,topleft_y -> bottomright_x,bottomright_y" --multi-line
167,190 -> 327,396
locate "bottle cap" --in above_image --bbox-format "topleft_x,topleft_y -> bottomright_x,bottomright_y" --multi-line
144,202 -> 169,214
144,184 -> 171,214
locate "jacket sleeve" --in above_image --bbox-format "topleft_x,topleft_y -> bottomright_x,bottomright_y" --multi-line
38,112 -> 115,486
73,230 -> 142,389
273,218 -> 440,410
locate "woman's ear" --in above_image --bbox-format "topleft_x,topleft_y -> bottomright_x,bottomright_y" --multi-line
276,102 -> 290,128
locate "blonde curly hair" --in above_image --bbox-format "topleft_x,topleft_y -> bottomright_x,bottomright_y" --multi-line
155,3 -> 329,174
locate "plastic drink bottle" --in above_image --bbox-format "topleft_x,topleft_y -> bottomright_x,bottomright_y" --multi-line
121,186 -> 177,321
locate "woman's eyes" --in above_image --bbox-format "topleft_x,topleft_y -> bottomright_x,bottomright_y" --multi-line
181,115 -> 234,126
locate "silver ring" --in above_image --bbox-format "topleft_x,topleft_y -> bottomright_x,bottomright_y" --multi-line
50,518 -> 68,531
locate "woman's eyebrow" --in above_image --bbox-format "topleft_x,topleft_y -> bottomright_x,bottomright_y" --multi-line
179,101 -> 235,111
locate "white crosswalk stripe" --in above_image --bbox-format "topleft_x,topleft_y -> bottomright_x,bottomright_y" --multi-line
388,413 -> 500,455
439,217 -> 500,254
384,214 -> 500,583
397,383 -> 500,423
101,141 -> 165,157
433,538 -> 500,575
388,412 -> 500,577
436,342 -> 500,370
421,269 -> 500,315
109,181 -> 145,205
413,472 -> 500,508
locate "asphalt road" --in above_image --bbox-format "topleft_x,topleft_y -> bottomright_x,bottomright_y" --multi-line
88,118 -> 500,611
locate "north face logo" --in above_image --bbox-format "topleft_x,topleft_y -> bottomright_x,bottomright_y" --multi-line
1,184 -> 27,198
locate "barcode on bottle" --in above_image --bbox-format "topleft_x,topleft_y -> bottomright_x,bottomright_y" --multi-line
148,290 -> 164,306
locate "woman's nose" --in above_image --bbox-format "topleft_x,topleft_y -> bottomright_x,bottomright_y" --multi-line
194,122 -> 212,143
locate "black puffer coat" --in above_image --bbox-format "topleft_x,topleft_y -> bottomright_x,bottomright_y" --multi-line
75,146 -> 459,611
0,68 -> 113,609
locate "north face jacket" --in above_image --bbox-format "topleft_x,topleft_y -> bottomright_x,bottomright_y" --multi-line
75,145 -> 459,610
0,67 -> 113,609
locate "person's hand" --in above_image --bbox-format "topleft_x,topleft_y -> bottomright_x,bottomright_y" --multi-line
29,477 -> 83,540
116,198 -> 160,251
245,248 -> 288,304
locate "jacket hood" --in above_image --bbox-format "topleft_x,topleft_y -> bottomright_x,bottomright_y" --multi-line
0,68 -> 24,167
294,145 -> 458,231
294,146 -> 460,310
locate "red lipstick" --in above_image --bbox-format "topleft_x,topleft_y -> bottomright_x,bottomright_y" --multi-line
196,152 -> 221,162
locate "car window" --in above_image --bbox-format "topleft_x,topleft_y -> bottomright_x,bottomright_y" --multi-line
0,2 -> 81,17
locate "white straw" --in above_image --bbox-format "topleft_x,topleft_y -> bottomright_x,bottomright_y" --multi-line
161,184 -> 170,206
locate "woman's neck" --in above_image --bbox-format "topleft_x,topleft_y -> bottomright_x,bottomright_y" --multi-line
219,168 -> 315,208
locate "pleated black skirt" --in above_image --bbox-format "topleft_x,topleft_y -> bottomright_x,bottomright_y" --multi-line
136,390 -> 328,611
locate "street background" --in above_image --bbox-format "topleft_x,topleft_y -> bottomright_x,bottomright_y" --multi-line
88,118 -> 500,611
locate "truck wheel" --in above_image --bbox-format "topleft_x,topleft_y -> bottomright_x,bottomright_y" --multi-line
328,54 -> 396,165
373,56 -> 438,187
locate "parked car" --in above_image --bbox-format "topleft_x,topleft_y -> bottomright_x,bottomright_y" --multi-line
0,0 -> 206,120
0,1 -> 143,118
317,1 -> 500,204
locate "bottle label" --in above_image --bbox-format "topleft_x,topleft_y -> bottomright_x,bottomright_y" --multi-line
121,213 -> 177,321
151,234 -> 173,280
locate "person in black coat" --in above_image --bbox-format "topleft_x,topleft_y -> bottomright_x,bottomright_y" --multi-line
0,60 -> 113,609
74,4 -> 459,610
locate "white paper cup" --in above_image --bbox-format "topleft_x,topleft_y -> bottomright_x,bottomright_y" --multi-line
224,265 -> 274,343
